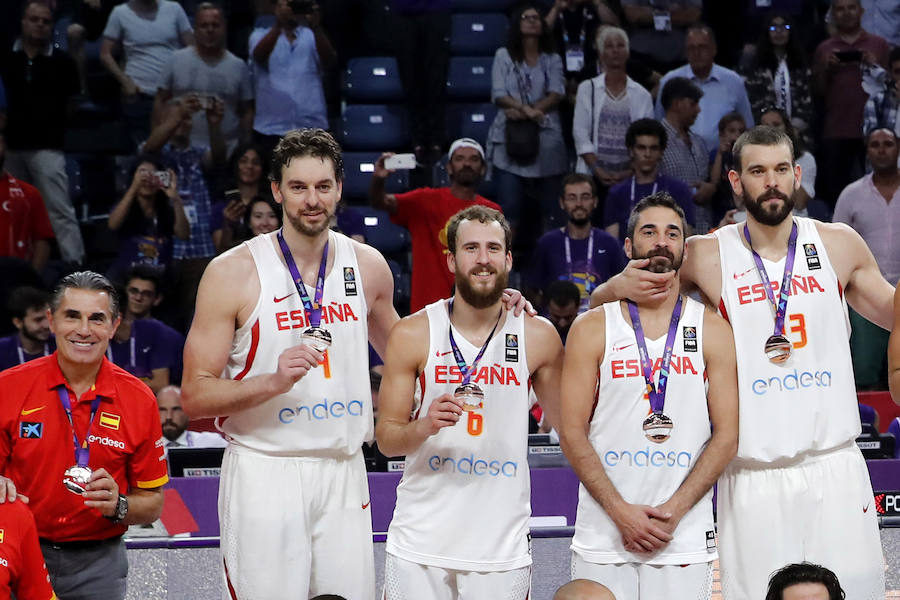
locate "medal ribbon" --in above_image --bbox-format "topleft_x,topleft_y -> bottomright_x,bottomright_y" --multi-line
743,220 -> 798,337
56,387 -> 101,468
277,229 -> 329,328
629,176 -> 658,211
564,230 -> 594,278
447,300 -> 503,386
626,295 -> 683,415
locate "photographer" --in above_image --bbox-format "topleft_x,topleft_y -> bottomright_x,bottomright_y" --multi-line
249,0 -> 336,158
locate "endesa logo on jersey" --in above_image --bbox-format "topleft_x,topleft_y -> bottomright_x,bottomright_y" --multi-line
434,364 -> 522,386
88,434 -> 126,451
610,355 -> 698,379
275,302 -> 359,331
428,453 -> 519,478
604,447 -> 693,468
751,368 -> 833,395
278,397 -> 365,423
736,275 -> 825,306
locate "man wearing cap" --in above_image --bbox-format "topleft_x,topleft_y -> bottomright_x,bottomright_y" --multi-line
370,138 -> 502,313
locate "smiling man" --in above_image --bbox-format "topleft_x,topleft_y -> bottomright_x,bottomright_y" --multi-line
376,205 -> 563,599
182,128 -> 398,599
590,125 -> 892,599
0,271 -> 167,599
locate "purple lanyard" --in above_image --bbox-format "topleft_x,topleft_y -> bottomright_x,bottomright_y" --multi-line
56,387 -> 101,468
743,221 -> 798,336
447,300 -> 502,386
277,229 -> 329,328
626,295 -> 683,415
563,230 -> 594,275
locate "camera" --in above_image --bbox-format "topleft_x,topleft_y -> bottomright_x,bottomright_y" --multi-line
289,0 -> 315,15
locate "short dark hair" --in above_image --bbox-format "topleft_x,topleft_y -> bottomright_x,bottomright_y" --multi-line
7,286 -> 49,321
718,112 -> 746,134
732,125 -> 795,173
546,280 -> 580,308
765,563 -> 845,600
270,128 -> 344,184
626,118 -> 668,152
244,195 -> 284,229
866,127 -> 899,145
194,1 -> 225,20
561,173 -> 596,197
125,264 -> 163,295
446,205 -> 511,255
50,271 -> 120,320
660,77 -> 703,112
22,0 -> 53,19
686,22 -> 716,46
625,191 -> 687,241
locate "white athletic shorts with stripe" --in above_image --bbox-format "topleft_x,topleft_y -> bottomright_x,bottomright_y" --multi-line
383,553 -> 532,600
718,442 -> 884,600
571,553 -> 713,600
219,445 -> 375,600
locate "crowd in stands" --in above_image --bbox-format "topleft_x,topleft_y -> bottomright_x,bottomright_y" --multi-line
2,0 -> 900,395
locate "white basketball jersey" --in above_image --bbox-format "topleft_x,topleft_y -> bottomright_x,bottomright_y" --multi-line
715,218 -> 859,463
572,298 -> 716,566
386,300 -> 532,571
219,230 -> 373,456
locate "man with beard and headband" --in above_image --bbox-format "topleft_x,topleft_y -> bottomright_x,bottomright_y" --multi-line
0,286 -> 54,371
528,173 -> 626,313
376,205 -> 563,599
590,125 -> 892,600
559,192 -> 738,600
370,138 -> 502,313
182,130 -> 532,598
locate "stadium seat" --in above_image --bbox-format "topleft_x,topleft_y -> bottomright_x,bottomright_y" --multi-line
446,57 -> 494,100
344,206 -> 410,256
860,403 -> 878,427
450,0 -> 515,12
446,102 -> 498,146
889,418 -> 900,458
450,13 -> 508,56
343,57 -> 405,102
341,152 -> 409,202
386,258 -> 411,308
340,104 -> 410,151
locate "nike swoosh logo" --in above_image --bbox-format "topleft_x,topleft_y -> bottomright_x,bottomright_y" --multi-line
612,344 -> 634,352
142,346 -> 151,353
596,249 -> 606,254
361,501 -> 370,510
274,293 -> 295,303
20,406 -> 45,416
732,268 -> 755,280
435,350 -> 454,357
864,504 -> 870,513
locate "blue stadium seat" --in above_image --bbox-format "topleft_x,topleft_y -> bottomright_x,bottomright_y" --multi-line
889,418 -> 900,458
446,102 -> 498,147
450,0 -> 515,12
345,206 -> 410,256
386,258 -> 411,307
341,152 -> 409,202
445,57 -> 494,100
450,13 -> 508,56
340,104 -> 410,151
343,57 -> 404,102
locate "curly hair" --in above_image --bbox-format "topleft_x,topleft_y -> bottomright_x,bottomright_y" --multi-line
270,128 -> 344,184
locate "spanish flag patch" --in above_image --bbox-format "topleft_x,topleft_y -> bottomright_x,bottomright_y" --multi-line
99,412 -> 121,431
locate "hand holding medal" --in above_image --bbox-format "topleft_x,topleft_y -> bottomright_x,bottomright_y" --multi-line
448,300 -> 502,412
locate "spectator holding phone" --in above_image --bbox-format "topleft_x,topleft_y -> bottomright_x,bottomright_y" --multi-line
106,154 -> 189,282
153,2 -> 254,155
813,0 -> 889,209
212,142 -> 268,252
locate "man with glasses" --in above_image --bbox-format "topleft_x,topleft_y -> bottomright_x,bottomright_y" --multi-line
106,265 -> 185,391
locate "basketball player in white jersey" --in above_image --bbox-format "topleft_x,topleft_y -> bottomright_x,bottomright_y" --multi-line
560,193 -> 738,600
375,205 -> 563,599
181,129 -> 399,599
590,126 -> 894,600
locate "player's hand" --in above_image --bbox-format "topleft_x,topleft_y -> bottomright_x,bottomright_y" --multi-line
0,476 -> 26,504
610,259 -> 675,303
83,468 -> 119,517
610,501 -> 673,553
502,288 -> 537,317
272,344 -> 325,393
648,499 -> 683,539
417,393 -> 463,436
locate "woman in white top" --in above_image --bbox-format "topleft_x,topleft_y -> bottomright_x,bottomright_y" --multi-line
572,26 -> 653,187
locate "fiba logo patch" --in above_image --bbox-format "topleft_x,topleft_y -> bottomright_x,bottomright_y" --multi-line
682,326 -> 697,352
343,267 -> 357,296
505,334 -> 518,363
803,243 -> 821,270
